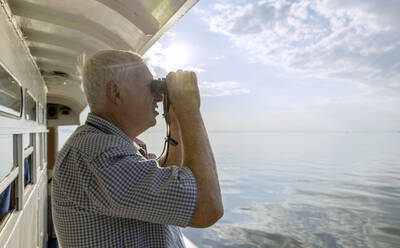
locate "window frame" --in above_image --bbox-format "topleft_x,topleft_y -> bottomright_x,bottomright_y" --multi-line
38,104 -> 43,124
24,89 -> 37,122
0,62 -> 23,119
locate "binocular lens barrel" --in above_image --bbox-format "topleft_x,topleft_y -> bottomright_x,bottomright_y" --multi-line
150,78 -> 167,94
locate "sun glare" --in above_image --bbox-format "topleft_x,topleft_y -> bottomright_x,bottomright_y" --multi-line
163,44 -> 189,70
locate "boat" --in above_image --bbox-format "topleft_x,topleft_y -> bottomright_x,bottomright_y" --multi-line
0,0 -> 198,247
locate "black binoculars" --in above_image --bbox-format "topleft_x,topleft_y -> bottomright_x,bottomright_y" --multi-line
151,78 -> 167,94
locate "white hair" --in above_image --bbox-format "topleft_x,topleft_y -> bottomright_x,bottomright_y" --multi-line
82,50 -> 146,109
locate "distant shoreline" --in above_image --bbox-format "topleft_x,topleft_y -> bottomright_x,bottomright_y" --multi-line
145,130 -> 400,134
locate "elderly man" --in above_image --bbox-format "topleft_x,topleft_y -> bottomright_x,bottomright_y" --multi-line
51,50 -> 223,247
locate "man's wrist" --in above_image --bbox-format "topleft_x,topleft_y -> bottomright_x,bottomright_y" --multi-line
176,109 -> 201,124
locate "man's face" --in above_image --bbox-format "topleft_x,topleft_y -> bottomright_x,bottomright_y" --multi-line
120,63 -> 160,134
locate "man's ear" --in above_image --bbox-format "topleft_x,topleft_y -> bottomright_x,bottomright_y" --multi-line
106,80 -> 122,105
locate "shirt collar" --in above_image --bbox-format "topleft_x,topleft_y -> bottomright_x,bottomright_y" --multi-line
85,113 -> 133,144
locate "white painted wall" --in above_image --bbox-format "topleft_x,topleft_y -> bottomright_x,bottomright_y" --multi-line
0,3 -> 48,248
0,1 -> 46,130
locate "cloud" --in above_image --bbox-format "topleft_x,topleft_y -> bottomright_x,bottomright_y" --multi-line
143,42 -> 175,77
199,81 -> 250,97
199,0 -> 400,90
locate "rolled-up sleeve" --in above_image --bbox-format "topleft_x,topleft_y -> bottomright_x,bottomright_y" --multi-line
86,146 -> 197,227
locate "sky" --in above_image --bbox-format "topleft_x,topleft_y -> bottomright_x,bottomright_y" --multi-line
144,0 -> 400,132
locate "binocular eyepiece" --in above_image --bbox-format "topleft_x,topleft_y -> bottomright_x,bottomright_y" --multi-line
151,78 -> 167,94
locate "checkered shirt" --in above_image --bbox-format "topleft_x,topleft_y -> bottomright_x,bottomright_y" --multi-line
51,113 -> 197,248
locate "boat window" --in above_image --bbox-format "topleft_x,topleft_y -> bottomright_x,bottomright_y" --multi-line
24,156 -> 32,187
0,135 -> 13,181
38,104 -> 46,125
24,91 -> 36,121
39,133 -> 42,168
0,185 -> 12,220
0,134 -> 16,229
42,107 -> 46,124
38,105 -> 43,124
22,133 -> 30,149
39,133 -> 46,169
44,133 -> 47,163
0,181 -> 15,230
0,64 -> 22,118
22,133 -> 34,186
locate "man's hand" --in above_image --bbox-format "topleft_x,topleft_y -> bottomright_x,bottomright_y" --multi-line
166,70 -> 200,118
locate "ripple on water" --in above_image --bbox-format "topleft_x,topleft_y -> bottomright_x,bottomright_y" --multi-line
375,227 -> 400,239
185,224 -> 303,248
185,202 -> 400,248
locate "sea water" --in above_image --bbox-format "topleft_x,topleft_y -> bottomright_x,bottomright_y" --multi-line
60,128 -> 400,247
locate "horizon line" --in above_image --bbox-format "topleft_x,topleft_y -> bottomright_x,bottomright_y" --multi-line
145,130 -> 400,134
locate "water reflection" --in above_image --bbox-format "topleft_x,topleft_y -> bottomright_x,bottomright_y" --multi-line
233,203 -> 375,247
185,224 -> 303,248
186,202 -> 400,247
180,132 -> 400,247
375,227 -> 400,239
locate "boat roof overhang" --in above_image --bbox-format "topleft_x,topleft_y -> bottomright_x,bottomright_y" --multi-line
6,0 -> 198,118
